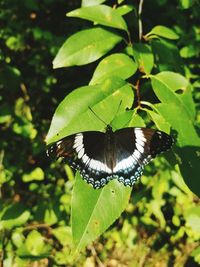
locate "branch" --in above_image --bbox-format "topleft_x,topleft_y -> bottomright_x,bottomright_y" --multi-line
138,0 -> 144,40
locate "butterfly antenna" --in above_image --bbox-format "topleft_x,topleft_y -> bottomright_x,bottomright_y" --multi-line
88,106 -> 107,126
116,100 -> 122,115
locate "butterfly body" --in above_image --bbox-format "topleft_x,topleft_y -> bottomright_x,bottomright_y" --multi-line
47,127 -> 173,189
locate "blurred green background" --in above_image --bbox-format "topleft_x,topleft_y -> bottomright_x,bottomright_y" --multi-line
0,0 -> 200,266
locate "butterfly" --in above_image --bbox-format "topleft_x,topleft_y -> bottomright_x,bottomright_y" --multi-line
47,125 -> 173,189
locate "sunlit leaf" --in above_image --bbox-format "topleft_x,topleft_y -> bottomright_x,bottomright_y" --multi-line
71,173 -> 131,254
67,5 -> 128,31
22,167 -> 44,182
81,0 -> 106,7
128,43 -> 154,74
0,204 -> 30,230
46,77 -> 133,144
145,25 -> 179,40
116,5 -> 135,16
89,53 -> 137,85
53,27 -> 122,68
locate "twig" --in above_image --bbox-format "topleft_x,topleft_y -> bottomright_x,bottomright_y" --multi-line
138,0 -> 144,40
135,79 -> 141,108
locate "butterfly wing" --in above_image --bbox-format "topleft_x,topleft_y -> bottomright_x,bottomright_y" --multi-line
47,131 -> 113,188
47,128 -> 173,189
112,128 -> 173,186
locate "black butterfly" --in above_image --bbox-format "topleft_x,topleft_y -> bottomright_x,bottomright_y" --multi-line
47,125 -> 173,189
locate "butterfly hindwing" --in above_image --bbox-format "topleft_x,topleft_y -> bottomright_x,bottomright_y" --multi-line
47,127 -> 173,189
47,131 -> 114,188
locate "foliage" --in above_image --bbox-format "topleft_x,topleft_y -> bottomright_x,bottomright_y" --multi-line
0,0 -> 200,266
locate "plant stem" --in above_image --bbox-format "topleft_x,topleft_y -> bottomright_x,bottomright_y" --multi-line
138,0 -> 144,40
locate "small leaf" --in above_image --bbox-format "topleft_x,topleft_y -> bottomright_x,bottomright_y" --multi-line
81,0 -> 106,7
22,167 -> 44,182
179,0 -> 194,9
71,173 -> 131,254
46,77 -> 133,144
53,27 -> 122,68
116,5 -> 135,16
0,204 -> 30,230
180,44 -> 199,58
145,25 -> 179,40
52,226 -> 72,246
89,53 -> 137,85
128,43 -> 154,74
184,207 -> 200,233
67,5 -> 128,31
26,231 -> 45,256
145,108 -> 171,133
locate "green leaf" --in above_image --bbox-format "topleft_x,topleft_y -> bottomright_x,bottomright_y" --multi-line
128,43 -> 154,74
89,53 -> 137,85
150,71 -> 196,120
26,231 -> 45,256
155,103 -> 200,147
129,112 -> 146,127
191,246 -> 200,265
145,25 -> 179,40
145,108 -> 171,133
46,77 -> 133,144
22,167 -> 44,182
81,0 -> 106,7
0,204 -> 30,230
17,230 -> 52,258
180,44 -> 199,58
52,226 -> 72,246
53,27 -> 122,68
67,5 -> 128,31
151,39 -> 184,73
184,207 -> 200,233
179,0 -> 194,9
116,5 -> 135,16
174,146 -> 200,198
71,173 -> 131,254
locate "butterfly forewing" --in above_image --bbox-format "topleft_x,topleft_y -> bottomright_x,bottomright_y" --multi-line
47,127 -> 173,189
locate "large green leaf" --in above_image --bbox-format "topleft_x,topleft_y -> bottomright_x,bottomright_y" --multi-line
151,39 -> 184,73
175,146 -> 200,198
150,71 -> 196,121
154,102 -> 200,196
155,103 -> 200,146
53,27 -> 122,68
89,53 -> 137,85
67,5 -> 128,31
46,77 -> 133,144
71,173 -> 131,255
